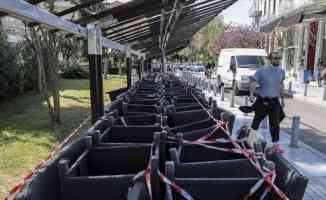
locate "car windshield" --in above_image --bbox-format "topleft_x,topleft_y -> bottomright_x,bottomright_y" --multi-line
236,56 -> 267,68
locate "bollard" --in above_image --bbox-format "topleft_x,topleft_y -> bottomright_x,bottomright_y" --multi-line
304,83 -> 308,97
323,86 -> 326,101
290,116 -> 300,148
214,82 -> 217,96
208,97 -> 213,106
244,96 -> 249,116
206,80 -> 209,91
249,83 -> 254,102
230,90 -> 235,107
217,75 -> 221,86
221,84 -> 225,101
288,81 -> 293,94
211,100 -> 218,116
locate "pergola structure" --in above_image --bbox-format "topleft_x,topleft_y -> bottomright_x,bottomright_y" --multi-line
0,0 -> 237,123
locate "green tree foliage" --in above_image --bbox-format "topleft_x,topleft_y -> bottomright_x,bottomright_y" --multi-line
0,33 -> 18,98
0,33 -> 38,99
212,25 -> 263,54
17,41 -> 38,92
172,17 -> 226,64
61,64 -> 89,79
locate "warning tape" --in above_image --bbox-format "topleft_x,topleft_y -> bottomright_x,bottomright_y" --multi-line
4,115 -> 91,200
145,167 -> 153,200
158,171 -> 194,200
120,117 -> 127,127
189,90 -> 289,200
143,165 -> 194,200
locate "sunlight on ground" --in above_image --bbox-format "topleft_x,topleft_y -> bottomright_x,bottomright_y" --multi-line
0,76 -> 126,199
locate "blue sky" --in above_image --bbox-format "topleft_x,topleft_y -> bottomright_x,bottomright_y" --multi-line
221,0 -> 252,25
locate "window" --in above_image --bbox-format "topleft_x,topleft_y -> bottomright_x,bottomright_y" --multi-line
235,56 -> 267,68
264,0 -> 267,15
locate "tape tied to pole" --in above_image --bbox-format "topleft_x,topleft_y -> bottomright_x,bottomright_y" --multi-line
189,90 -> 289,200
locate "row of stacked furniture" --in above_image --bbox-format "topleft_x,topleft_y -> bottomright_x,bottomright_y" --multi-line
15,73 -> 308,200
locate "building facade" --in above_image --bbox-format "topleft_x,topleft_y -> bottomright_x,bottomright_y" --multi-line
1,17 -> 25,44
250,0 -> 326,81
0,0 -> 75,44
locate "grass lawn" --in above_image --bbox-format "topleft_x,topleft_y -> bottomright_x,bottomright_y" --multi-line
0,75 -> 126,199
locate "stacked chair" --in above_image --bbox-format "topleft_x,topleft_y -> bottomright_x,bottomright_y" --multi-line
14,73 -> 308,200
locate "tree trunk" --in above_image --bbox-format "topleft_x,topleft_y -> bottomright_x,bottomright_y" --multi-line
30,27 -> 61,127
37,59 -> 43,93
118,58 -> 123,75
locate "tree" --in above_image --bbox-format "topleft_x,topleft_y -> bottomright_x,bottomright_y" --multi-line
173,17 -> 226,64
60,38 -> 82,68
212,25 -> 263,55
25,0 -> 63,126
0,33 -> 19,98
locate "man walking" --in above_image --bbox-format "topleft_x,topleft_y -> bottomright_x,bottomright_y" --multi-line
240,52 -> 285,153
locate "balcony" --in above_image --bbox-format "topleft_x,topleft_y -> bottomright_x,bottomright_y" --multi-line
249,6 -> 262,17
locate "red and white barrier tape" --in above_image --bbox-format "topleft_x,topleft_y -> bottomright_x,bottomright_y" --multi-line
143,163 -> 193,200
4,116 -> 91,200
190,91 -> 289,200
158,171 -> 194,200
145,167 -> 153,200
120,117 -> 127,127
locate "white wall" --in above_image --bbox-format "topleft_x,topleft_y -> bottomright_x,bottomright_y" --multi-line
260,0 -> 315,24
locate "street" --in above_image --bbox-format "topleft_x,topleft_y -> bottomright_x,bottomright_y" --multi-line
224,89 -> 326,155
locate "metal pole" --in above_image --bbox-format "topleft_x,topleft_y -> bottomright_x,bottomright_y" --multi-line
88,24 -> 104,124
217,75 -> 221,87
250,82 -> 254,102
304,83 -> 308,96
221,84 -> 225,101
201,79 -> 204,90
288,81 -> 293,94
230,90 -> 235,107
244,96 -> 249,116
290,116 -> 300,148
192,75 -> 195,85
126,52 -> 132,89
323,86 -> 326,101
230,79 -> 236,107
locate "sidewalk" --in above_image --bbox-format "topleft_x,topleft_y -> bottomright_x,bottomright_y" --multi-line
202,87 -> 326,200
284,80 -> 326,108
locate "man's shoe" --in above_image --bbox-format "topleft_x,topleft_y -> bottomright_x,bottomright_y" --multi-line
239,106 -> 254,114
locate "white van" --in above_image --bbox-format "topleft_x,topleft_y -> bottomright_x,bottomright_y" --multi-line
216,48 -> 268,92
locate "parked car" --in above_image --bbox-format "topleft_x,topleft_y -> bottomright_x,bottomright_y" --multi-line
190,65 -> 205,78
216,48 -> 268,93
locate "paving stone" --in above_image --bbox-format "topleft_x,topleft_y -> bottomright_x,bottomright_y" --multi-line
200,87 -> 326,200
